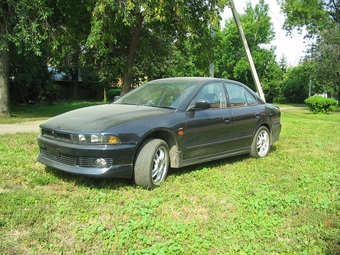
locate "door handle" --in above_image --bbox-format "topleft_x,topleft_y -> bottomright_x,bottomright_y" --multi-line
255,113 -> 260,118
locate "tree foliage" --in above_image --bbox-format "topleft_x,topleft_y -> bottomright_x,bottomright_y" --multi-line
279,0 -> 340,98
279,0 -> 330,35
84,0 -> 228,95
313,25 -> 340,98
9,48 -> 51,103
46,0 -> 95,99
282,63 -> 310,103
0,0 -> 231,115
5,0 -> 330,113
0,0 -> 54,117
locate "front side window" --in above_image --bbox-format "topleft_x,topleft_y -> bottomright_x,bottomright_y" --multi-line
192,82 -> 227,109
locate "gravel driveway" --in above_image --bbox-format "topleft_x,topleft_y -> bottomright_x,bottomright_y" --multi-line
0,120 -> 44,134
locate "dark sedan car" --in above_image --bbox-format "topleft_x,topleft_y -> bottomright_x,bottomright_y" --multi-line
37,77 -> 281,189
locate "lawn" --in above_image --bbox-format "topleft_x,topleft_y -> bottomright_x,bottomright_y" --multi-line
0,105 -> 339,254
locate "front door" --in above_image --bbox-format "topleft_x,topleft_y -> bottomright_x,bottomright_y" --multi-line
184,82 -> 233,159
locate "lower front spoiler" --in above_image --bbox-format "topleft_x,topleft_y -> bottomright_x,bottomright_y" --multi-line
37,154 -> 133,178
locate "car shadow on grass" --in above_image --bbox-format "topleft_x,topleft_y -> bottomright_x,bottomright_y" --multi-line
168,154 -> 249,177
169,145 -> 277,177
44,146 -> 277,189
44,166 -> 134,189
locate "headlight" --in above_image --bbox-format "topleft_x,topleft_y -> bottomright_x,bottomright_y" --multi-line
70,134 -> 121,144
91,134 -> 101,143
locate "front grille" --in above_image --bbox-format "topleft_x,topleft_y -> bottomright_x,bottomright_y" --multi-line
40,148 -> 113,168
42,129 -> 71,142
40,149 -> 76,166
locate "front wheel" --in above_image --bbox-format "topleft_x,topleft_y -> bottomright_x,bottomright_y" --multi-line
134,139 -> 169,189
250,126 -> 271,158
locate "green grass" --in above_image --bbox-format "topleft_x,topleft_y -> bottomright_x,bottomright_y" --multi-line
0,101 -> 103,124
1,106 -> 340,254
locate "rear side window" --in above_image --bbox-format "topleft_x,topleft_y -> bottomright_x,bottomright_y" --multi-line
244,90 -> 257,105
225,83 -> 246,107
225,83 -> 257,107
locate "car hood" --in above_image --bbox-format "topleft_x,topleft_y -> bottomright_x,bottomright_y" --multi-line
40,104 -> 172,133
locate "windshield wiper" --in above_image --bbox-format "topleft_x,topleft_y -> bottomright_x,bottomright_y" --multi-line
151,105 -> 176,110
117,102 -> 138,105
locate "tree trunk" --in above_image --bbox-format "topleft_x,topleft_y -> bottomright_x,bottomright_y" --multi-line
0,23 -> 10,118
121,13 -> 143,95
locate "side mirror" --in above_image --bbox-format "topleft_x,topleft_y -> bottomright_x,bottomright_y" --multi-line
187,99 -> 210,111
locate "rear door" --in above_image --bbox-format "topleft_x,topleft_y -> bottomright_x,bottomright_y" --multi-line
184,82 -> 233,159
225,82 -> 261,149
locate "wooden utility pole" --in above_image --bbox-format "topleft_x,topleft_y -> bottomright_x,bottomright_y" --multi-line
209,0 -> 215,77
229,0 -> 266,102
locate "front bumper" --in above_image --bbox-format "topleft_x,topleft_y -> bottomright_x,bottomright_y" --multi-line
37,135 -> 135,178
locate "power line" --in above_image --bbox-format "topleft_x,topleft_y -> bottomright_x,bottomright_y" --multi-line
268,7 -> 305,43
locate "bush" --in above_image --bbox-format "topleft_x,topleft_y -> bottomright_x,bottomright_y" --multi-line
273,96 -> 287,104
38,82 -> 60,103
305,96 -> 339,114
106,87 -> 121,102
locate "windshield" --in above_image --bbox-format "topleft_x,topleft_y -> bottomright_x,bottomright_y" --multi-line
114,80 -> 197,109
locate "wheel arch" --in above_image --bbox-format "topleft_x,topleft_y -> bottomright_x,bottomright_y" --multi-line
256,122 -> 273,145
135,129 -> 181,168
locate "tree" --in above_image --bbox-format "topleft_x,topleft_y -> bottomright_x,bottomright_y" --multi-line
279,0 -> 330,35
313,25 -> 340,98
45,0 -> 96,100
281,63 -> 310,103
260,54 -> 286,103
0,1 -> 53,117
0,19 -> 10,117
86,0 -> 227,95
279,0 -> 340,98
1,0 -> 232,113
9,48 -> 50,103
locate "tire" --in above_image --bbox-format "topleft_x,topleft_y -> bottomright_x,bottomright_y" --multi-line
134,139 -> 169,189
250,126 -> 271,158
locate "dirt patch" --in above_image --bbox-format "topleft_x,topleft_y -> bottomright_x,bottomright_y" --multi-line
0,120 -> 44,134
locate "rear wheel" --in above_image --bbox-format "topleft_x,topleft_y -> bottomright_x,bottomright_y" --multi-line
134,139 -> 169,189
250,126 -> 270,158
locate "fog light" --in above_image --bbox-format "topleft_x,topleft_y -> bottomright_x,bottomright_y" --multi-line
94,158 -> 107,167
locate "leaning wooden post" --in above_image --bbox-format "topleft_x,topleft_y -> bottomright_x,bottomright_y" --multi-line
229,0 -> 266,102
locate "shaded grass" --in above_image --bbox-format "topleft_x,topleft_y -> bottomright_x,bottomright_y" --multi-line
0,107 -> 339,254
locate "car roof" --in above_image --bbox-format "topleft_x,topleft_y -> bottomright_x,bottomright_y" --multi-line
150,77 -> 265,104
151,77 -> 224,83
149,77 -> 249,86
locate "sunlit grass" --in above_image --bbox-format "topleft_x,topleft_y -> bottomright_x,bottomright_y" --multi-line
0,107 -> 339,254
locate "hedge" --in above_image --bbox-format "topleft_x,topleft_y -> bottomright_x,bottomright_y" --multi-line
304,96 -> 338,114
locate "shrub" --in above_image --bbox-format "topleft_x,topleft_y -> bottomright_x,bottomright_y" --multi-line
273,96 -> 287,104
305,96 -> 339,114
106,87 -> 121,102
38,82 -> 60,103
